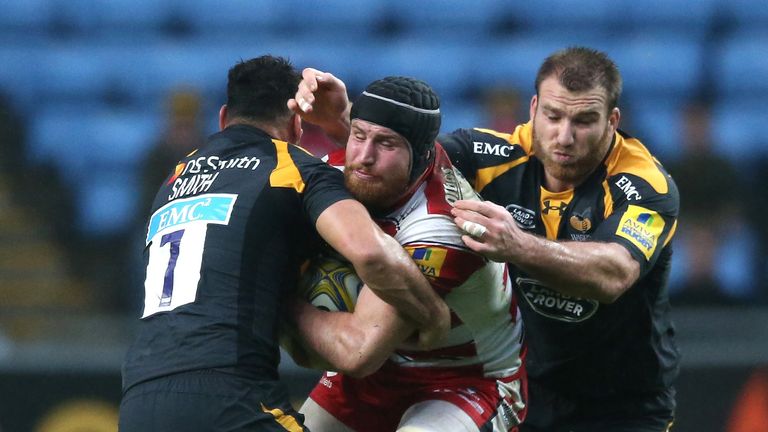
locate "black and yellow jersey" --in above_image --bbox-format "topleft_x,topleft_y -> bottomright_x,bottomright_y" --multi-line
122,124 -> 351,392
439,122 -> 680,401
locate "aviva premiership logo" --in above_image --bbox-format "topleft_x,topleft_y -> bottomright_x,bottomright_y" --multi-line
615,205 -> 665,260
406,246 -> 447,278
517,277 -> 598,322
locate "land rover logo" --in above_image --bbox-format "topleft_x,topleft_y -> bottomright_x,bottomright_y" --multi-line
516,277 -> 599,322
506,204 -> 536,229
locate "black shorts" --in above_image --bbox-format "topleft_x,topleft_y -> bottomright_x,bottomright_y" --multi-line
519,380 -> 675,432
119,369 -> 307,432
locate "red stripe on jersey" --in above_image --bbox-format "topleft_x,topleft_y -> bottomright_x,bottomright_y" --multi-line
424,145 -> 459,216
423,245 -> 486,296
326,148 -> 345,167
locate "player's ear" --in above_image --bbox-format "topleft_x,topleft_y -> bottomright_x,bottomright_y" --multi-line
218,104 -> 228,131
608,107 -> 621,132
529,94 -> 538,121
289,112 -> 303,144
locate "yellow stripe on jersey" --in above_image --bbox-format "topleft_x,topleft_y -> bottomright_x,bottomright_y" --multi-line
540,187 -> 573,240
604,134 -> 669,194
260,403 -> 304,432
270,140 -> 306,193
602,179 -> 614,220
475,157 -> 528,192
472,123 -> 534,192
475,122 -> 534,155
615,205 -> 666,260
663,219 -> 677,247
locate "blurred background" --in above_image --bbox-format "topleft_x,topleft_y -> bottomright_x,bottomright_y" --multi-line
0,0 -> 766,430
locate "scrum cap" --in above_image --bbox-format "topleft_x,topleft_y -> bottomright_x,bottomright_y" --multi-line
350,76 -> 441,181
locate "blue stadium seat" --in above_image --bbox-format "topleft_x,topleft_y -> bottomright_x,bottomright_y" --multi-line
362,38 -> 475,102
0,0 -> 53,35
386,0 -> 503,37
507,0 -> 620,33
0,41 -> 48,113
174,0 -> 285,36
470,35 -> 615,98
711,31 -> 768,100
719,0 -> 768,32
282,0 -> 387,38
605,34 -> 705,102
613,0 -> 718,37
439,99 -> 486,135
28,106 -> 161,180
711,100 -> 768,163
49,0 -> 176,35
74,169 -> 141,237
622,98 -> 685,164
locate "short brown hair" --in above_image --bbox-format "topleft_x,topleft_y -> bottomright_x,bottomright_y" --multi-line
535,46 -> 622,112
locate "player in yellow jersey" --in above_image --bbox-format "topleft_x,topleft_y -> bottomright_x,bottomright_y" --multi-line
291,46 -> 679,432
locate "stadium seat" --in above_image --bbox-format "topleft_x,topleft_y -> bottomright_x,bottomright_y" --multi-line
74,169 -> 142,237
711,31 -> 768,100
385,0 -> 503,37
0,0 -> 53,35
710,100 -> 768,163
282,0 -> 388,38
363,38 -> 475,102
605,33 -> 705,102
28,106 -> 161,181
623,98 -> 685,164
505,0 -> 620,34
719,0 -> 768,32
49,0 -> 176,36
612,0 -> 718,37
0,42 -> 48,113
173,0 -> 285,36
470,35 -> 615,98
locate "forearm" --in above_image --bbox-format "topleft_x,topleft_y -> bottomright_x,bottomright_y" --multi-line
318,102 -> 351,145
293,293 -> 407,377
354,231 -> 446,330
510,233 -> 639,303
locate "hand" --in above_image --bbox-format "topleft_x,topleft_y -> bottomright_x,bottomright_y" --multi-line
416,299 -> 451,350
287,68 -> 351,144
450,199 -> 526,263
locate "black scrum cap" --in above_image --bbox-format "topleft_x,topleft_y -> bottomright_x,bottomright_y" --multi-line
350,76 -> 441,181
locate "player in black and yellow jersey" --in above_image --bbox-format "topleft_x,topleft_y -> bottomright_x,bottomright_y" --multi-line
443,47 -> 679,432
119,56 -> 449,431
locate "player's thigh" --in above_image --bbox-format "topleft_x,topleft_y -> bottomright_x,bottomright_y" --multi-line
397,399 -> 479,432
300,397 -> 355,432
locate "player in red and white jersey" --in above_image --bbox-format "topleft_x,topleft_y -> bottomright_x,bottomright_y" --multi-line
288,75 -> 527,432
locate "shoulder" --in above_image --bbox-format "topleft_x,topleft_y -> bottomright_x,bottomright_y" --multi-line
439,123 -> 533,157
604,131 -> 678,199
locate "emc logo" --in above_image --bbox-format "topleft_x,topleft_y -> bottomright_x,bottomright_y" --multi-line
473,141 -> 515,157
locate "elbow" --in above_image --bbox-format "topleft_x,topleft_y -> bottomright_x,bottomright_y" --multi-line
598,266 -> 640,304
336,351 -> 384,378
334,334 -> 386,378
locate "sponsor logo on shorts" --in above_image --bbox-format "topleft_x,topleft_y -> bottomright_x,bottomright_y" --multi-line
517,277 -> 599,322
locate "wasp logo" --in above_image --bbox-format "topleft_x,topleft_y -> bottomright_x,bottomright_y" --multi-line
542,200 -> 567,216
569,213 -> 592,233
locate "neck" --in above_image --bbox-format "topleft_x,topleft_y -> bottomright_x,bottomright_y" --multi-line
227,119 -> 290,142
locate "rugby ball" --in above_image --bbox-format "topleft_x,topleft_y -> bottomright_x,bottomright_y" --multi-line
298,254 -> 363,312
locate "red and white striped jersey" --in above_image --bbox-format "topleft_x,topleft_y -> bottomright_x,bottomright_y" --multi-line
328,143 -> 525,379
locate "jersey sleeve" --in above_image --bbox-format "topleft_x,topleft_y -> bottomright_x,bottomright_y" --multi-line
438,129 -> 481,185
593,167 -> 680,277
288,144 -> 352,224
